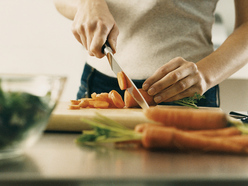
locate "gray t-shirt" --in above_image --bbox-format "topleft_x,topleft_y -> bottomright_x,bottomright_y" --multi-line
87,0 -> 219,79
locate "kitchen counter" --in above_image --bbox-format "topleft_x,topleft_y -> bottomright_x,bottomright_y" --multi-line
1,132 -> 248,186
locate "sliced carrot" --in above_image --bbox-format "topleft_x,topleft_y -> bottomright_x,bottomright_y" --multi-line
68,104 -> 80,110
95,93 -> 109,101
93,100 -> 110,108
124,90 -> 137,108
108,90 -> 125,108
70,100 -> 81,105
69,91 -> 124,109
117,71 -> 127,90
88,100 -> 96,108
144,106 -> 227,130
124,89 -> 156,108
91,92 -> 97,99
79,99 -> 90,108
95,92 -> 117,108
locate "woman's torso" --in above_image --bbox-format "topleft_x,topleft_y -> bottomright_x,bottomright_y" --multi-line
87,0 -> 219,79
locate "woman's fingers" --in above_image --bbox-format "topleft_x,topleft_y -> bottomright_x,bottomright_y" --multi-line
142,57 -> 187,91
90,22 -> 119,58
143,57 -> 207,103
107,24 -> 119,53
153,75 -> 199,103
144,57 -> 198,95
70,0 -> 118,58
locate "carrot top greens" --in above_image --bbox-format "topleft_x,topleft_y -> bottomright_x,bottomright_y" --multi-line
75,113 -> 142,145
173,93 -> 205,109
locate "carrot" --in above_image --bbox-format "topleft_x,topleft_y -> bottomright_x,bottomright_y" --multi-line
117,71 -> 127,90
68,104 -> 80,110
95,93 -> 109,101
124,89 -> 156,108
92,100 -> 109,108
144,106 -> 228,130
69,91 -> 124,109
135,123 -> 241,137
108,90 -> 125,108
70,100 -> 81,105
79,99 -> 90,108
91,92 -> 97,99
141,126 -> 248,154
135,123 -> 164,133
187,127 -> 241,137
96,93 -> 117,108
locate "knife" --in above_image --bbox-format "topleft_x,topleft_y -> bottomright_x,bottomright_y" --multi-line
102,42 -> 149,109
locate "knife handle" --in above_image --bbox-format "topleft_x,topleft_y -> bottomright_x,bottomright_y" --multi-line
102,41 -> 113,55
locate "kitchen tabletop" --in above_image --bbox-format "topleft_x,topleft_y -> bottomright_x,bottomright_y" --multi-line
1,132 -> 248,186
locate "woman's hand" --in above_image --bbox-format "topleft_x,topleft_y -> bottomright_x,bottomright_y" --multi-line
71,0 -> 119,58
142,57 -> 208,103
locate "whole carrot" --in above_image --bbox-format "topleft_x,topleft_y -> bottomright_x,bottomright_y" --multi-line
187,127 -> 241,137
144,106 -> 228,130
135,123 -> 241,137
141,126 -> 248,154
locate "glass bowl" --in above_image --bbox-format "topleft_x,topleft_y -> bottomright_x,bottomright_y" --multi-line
0,74 -> 66,159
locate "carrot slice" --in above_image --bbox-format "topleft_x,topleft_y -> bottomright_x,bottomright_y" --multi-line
70,100 -> 81,105
93,100 -> 110,108
108,90 -> 125,108
79,99 -> 90,108
95,93 -> 109,101
68,104 -> 80,110
91,92 -> 97,99
117,71 -> 127,90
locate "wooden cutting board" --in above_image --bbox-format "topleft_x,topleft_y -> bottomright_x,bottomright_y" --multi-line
46,102 -> 223,132
46,102 -> 153,132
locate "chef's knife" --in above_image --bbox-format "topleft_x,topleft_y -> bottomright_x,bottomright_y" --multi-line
102,42 -> 149,109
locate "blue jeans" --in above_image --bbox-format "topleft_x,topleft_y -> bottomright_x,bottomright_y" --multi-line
77,63 -> 220,107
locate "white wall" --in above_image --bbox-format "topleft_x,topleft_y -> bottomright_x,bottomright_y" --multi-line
0,0 -> 86,101
0,0 -> 247,112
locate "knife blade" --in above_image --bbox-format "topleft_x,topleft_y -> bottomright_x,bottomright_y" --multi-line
102,42 -> 149,109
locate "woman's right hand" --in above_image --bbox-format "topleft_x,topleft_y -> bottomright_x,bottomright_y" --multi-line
71,0 -> 119,58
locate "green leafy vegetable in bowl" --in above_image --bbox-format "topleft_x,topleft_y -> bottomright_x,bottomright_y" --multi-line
0,74 -> 66,159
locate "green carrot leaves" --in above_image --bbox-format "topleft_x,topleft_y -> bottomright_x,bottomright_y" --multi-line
75,113 -> 142,145
173,93 -> 205,109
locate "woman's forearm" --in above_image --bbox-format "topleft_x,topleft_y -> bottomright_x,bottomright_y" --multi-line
53,0 -> 81,20
197,21 -> 248,90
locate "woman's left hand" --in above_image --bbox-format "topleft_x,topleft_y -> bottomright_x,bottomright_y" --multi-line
142,57 -> 207,103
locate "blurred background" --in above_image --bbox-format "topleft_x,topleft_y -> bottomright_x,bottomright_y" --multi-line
0,0 -> 247,113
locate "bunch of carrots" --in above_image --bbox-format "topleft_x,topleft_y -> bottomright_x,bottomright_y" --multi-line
76,106 -> 248,154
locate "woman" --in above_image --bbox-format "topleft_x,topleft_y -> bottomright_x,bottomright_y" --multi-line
53,0 -> 248,107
